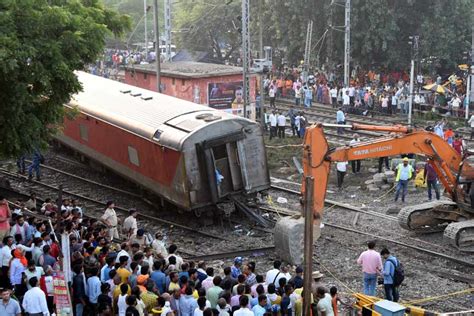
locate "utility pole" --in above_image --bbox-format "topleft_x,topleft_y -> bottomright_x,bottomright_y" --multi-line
327,4 -> 333,71
144,0 -> 148,60
302,176 -> 314,316
343,0 -> 351,87
153,0 -> 161,92
259,0 -> 265,128
164,0 -> 172,61
242,0 -> 250,118
303,20 -> 313,83
408,35 -> 419,126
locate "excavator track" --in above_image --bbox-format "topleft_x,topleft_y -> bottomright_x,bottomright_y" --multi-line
398,200 -> 457,233
444,220 -> 474,252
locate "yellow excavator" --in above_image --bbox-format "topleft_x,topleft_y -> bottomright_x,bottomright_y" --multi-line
275,122 -> 474,265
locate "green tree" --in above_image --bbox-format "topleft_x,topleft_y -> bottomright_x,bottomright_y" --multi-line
0,0 -> 130,158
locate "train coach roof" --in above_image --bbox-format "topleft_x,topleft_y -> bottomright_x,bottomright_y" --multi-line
69,71 -> 239,142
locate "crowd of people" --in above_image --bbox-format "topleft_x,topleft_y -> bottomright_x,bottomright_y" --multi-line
0,188 -> 408,316
263,67 -> 470,118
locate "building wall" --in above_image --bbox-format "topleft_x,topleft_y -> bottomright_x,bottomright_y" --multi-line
124,69 -> 256,106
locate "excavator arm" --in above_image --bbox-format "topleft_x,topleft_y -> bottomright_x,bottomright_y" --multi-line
302,122 -> 473,224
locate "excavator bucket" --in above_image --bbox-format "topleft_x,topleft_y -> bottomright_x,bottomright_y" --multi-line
273,216 -> 321,265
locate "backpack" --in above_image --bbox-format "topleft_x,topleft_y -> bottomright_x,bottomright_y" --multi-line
387,258 -> 404,286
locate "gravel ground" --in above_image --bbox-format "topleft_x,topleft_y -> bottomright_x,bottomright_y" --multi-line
266,160 -> 474,313
5,148 -> 472,313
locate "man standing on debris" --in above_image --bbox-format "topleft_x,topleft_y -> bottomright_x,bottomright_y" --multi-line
336,108 -> 346,135
394,157 -> 414,203
380,248 -> 400,302
424,159 -> 440,201
357,241 -> 383,296
101,201 -> 119,240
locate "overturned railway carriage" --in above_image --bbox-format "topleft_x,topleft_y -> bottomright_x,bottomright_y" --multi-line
57,72 -> 270,211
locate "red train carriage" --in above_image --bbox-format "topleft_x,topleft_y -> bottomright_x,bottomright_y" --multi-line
56,72 -> 270,211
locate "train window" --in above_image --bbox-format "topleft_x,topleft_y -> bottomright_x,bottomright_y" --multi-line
181,79 -> 186,86
79,125 -> 88,141
144,73 -> 148,80
128,146 -> 140,166
172,78 -> 175,85
212,144 -> 227,160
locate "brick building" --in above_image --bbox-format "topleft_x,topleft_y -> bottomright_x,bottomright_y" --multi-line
124,62 -> 257,117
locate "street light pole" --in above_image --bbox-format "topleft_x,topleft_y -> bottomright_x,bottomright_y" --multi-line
343,0 -> 351,87
153,0 -> 161,92
144,0 -> 148,60
259,0 -> 265,129
408,59 -> 415,126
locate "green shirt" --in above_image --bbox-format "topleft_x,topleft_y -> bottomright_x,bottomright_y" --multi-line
206,286 -> 223,308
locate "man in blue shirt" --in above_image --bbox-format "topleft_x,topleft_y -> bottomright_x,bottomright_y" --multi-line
381,248 -> 400,302
252,295 -> 268,316
0,288 -> 21,316
336,108 -> 346,135
87,267 -> 102,313
179,286 -> 198,316
151,261 -> 167,294
231,257 -> 242,279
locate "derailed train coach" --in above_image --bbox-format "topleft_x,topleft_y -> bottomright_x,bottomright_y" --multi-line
57,71 -> 270,212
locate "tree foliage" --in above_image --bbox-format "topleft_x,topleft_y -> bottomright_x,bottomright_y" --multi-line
172,0 -> 471,73
0,0 -> 130,158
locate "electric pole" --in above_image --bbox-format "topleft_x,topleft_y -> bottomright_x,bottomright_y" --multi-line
242,0 -> 250,118
303,20 -> 313,83
343,0 -> 351,87
259,0 -> 265,128
153,0 -> 161,92
408,35 -> 419,126
144,0 -> 148,60
164,0 -> 172,61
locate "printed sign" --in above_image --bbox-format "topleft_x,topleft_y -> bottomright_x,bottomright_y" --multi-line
53,272 -> 73,316
208,81 -> 244,115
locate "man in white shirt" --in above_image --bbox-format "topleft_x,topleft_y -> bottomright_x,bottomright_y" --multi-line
336,161 -> 348,190
0,235 -> 13,289
24,260 -> 45,290
342,91 -> 350,107
316,287 -> 334,316
233,296 -> 253,316
269,111 -> 277,140
468,114 -> 474,140
349,134 -> 361,173
277,112 -> 286,139
265,260 -> 281,286
330,87 -> 338,108
122,209 -> 138,238
101,201 -> 119,241
22,277 -> 50,316
269,85 -> 276,108
348,86 -> 356,105
451,95 -> 461,117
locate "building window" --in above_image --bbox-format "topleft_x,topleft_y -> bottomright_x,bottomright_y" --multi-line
172,78 -> 175,85
144,73 -> 148,80
128,146 -> 140,166
79,125 -> 88,141
181,79 -> 186,86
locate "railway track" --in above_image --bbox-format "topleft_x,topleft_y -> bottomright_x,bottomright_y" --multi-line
267,180 -> 474,268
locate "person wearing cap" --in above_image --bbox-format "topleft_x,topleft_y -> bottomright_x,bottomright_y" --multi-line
394,157 -> 414,203
0,287 -> 21,316
231,257 -> 242,279
122,209 -> 138,238
311,271 -> 325,298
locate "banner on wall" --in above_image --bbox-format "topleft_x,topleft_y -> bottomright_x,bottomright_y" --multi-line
207,81 -> 244,115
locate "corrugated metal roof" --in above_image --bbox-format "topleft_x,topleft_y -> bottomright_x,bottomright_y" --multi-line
69,71 -> 227,139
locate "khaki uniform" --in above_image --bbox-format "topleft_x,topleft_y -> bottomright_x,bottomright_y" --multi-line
101,208 -> 119,240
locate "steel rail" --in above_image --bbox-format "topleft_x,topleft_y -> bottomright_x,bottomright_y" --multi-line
182,246 -> 275,261
270,184 -> 398,221
0,168 -> 228,241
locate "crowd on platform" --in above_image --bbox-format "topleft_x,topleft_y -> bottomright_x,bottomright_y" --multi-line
263,67 -> 470,118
